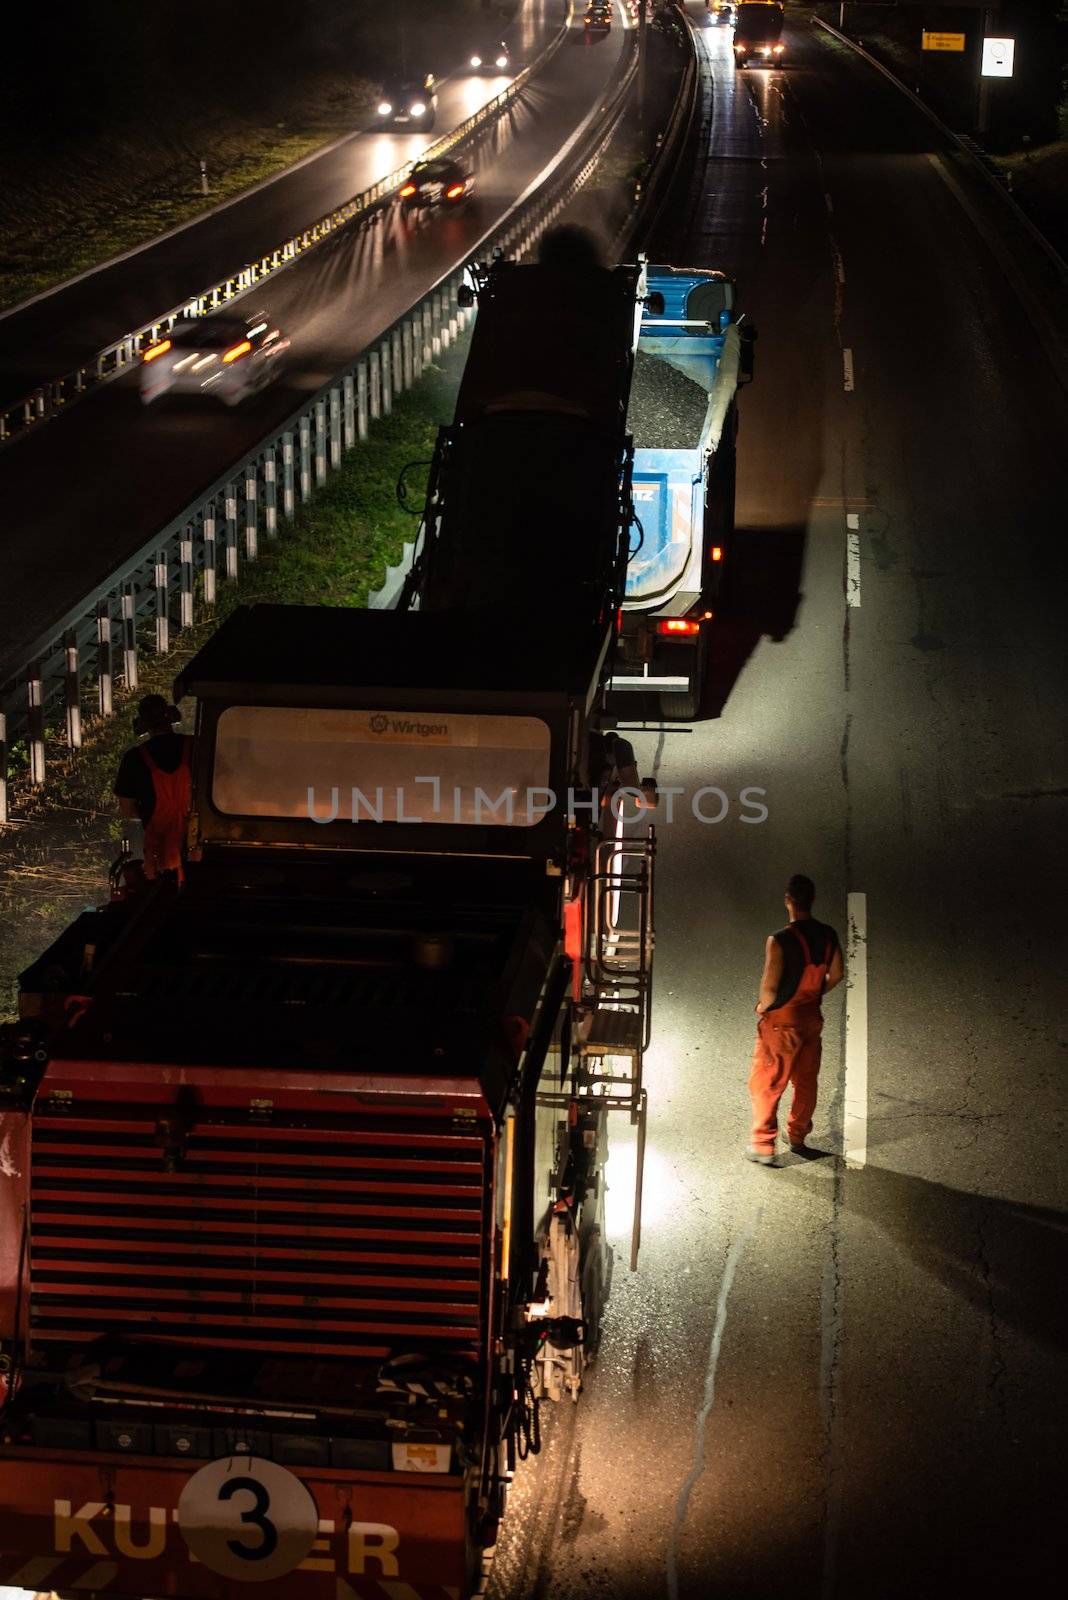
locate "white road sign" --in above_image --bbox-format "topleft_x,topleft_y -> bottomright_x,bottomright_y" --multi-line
981,37 -> 1015,77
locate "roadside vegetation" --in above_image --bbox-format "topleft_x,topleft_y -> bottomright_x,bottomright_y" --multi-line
0,0 -> 516,312
0,336 -> 468,1019
808,2 -> 1068,260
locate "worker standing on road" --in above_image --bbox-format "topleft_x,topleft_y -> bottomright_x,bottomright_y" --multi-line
746,874 -> 843,1165
113,694 -> 193,881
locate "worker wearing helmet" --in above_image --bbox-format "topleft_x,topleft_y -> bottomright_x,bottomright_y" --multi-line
747,874 -> 843,1164
114,694 -> 193,881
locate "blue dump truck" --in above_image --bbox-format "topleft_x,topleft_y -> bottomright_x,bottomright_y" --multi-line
609,265 -> 750,721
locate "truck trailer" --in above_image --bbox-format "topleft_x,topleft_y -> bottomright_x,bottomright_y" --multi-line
610,265 -> 750,720
0,601 -> 654,1600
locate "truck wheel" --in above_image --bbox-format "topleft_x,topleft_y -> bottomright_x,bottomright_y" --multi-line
658,636 -> 706,722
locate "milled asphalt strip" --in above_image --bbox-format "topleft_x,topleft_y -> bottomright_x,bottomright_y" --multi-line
846,513 -> 860,607
665,1204 -> 764,1600
843,891 -> 868,1169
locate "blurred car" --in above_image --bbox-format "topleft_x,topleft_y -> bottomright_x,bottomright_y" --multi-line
468,40 -> 510,72
375,73 -> 438,130
398,158 -> 475,217
584,4 -> 612,35
140,311 -> 290,407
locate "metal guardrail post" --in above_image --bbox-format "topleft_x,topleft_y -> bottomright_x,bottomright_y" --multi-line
244,470 -> 258,561
64,632 -> 81,749
369,351 -> 381,422
121,583 -> 138,690
224,486 -> 239,582
27,661 -> 45,786
356,364 -> 369,441
398,323 -> 412,388
179,532 -> 194,629
202,509 -> 217,606
378,344 -> 391,419
264,448 -> 278,538
96,602 -> 113,718
329,387 -> 341,470
299,417 -> 312,504
155,551 -> 170,653
314,401 -> 327,487
342,376 -> 355,452
397,327 -> 410,393
282,433 -> 295,519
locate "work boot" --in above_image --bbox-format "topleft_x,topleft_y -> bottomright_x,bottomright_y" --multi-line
782,1132 -> 820,1158
745,1147 -> 777,1167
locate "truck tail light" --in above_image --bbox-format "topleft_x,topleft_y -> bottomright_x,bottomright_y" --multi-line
657,618 -> 701,638
222,340 -> 252,363
400,183 -> 417,198
446,183 -> 465,199
143,340 -> 172,363
710,545 -> 723,563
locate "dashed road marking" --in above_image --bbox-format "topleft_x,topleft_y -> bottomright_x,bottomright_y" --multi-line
844,891 -> 868,1169
846,513 -> 860,607
842,348 -> 855,391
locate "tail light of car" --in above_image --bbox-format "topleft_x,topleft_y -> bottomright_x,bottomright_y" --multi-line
773,43 -> 784,52
657,618 -> 702,638
222,340 -> 252,364
400,183 -> 417,198
142,340 -> 172,363
710,545 -> 723,563
446,183 -> 466,199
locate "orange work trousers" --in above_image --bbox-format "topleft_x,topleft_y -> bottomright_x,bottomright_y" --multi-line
748,1007 -> 823,1155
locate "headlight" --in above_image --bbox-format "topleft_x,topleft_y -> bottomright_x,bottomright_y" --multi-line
377,101 -> 392,115
761,46 -> 770,55
410,101 -> 426,116
470,54 -> 482,66
496,54 -> 508,66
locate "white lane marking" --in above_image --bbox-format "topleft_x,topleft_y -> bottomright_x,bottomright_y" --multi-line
844,892 -> 868,1169
842,348 -> 855,391
666,1205 -> 764,1600
846,513 -> 860,607
824,191 -> 834,213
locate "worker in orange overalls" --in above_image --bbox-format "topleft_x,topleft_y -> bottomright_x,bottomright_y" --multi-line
747,874 -> 844,1165
114,694 -> 193,882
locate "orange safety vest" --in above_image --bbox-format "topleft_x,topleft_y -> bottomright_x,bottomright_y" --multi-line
140,738 -> 192,881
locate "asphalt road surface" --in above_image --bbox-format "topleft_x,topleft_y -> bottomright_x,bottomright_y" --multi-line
0,2 -> 628,681
0,0 -> 562,406
489,9 -> 1067,1599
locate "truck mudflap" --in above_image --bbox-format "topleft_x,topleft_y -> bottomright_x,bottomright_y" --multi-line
0,1453 -> 471,1600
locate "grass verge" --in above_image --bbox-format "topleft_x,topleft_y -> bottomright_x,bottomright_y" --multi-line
0,335 -> 468,1020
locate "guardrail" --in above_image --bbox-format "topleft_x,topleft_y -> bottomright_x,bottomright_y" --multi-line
0,3 -> 577,450
0,21 -> 639,825
369,3 -> 701,613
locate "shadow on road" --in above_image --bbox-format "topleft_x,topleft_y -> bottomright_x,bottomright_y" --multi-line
702,521 -> 806,717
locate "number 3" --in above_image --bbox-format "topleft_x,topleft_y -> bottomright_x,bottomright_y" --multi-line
219,1477 -> 279,1562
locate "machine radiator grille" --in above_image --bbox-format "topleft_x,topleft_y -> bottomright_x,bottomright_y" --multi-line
29,1104 -> 492,1359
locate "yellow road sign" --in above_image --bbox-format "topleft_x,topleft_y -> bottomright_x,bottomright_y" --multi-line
922,31 -> 966,52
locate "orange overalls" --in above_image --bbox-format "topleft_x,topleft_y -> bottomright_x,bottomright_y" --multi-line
140,739 -> 191,881
748,926 -> 835,1155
